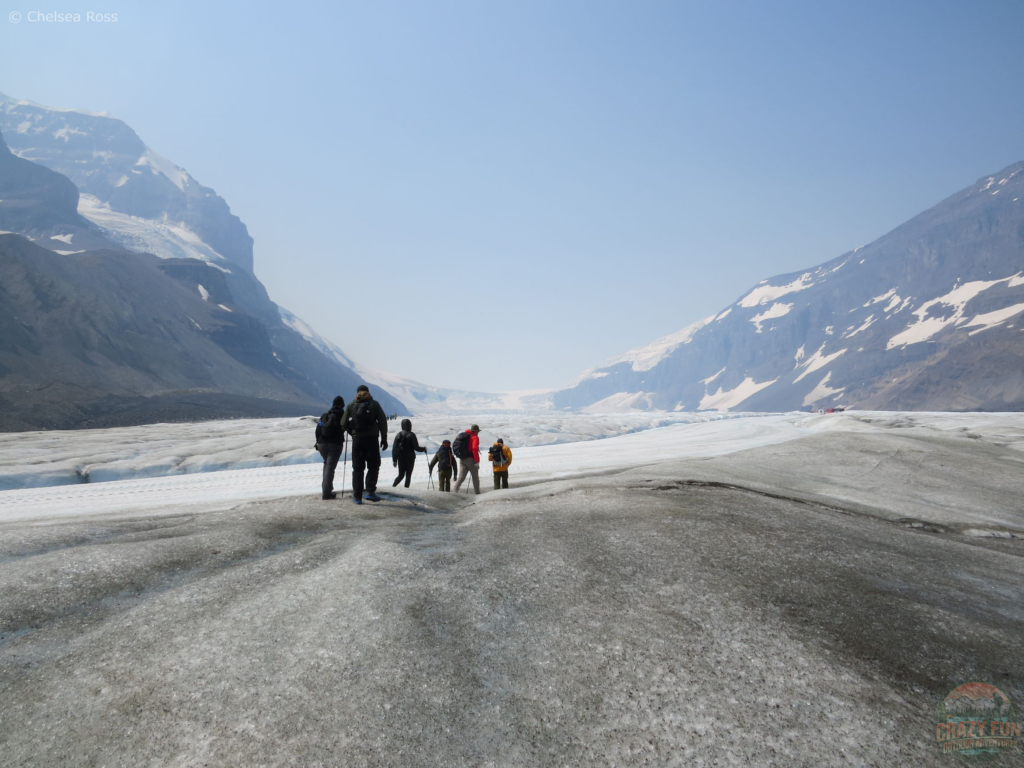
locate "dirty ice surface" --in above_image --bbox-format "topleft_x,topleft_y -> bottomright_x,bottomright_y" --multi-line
2,411 -> 1023,766
2,410 -> 1024,524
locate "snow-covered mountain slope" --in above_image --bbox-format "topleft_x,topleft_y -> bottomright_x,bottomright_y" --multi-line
0,93 -> 252,271
556,162 -> 1024,413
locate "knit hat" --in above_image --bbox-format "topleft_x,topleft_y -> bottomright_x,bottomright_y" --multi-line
496,438 -> 504,444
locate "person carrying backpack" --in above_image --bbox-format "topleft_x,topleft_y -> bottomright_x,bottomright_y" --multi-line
488,438 -> 512,490
314,395 -> 346,500
452,424 -> 482,495
428,440 -> 457,492
392,418 -> 428,488
341,385 -> 388,504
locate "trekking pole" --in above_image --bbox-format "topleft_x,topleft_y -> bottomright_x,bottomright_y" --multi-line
341,442 -> 348,497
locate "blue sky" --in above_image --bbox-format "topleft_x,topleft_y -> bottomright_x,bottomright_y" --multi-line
3,0 -> 1023,391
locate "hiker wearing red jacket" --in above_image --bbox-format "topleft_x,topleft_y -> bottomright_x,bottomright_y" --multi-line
453,424 -> 482,494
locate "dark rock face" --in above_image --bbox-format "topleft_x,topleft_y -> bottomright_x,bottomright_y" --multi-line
0,234 -> 405,429
0,130 -> 87,234
556,162 -> 1024,412
0,94 -> 254,272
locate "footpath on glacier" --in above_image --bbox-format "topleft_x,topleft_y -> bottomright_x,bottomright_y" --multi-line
0,411 -> 1022,766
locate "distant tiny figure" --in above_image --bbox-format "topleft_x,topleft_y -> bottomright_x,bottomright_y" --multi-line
342,385 -> 388,504
314,396 -> 346,500
489,438 -> 512,490
429,439 -> 457,492
452,424 -> 482,494
392,418 -> 428,488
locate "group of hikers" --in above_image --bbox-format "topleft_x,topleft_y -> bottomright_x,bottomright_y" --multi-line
313,386 -> 513,504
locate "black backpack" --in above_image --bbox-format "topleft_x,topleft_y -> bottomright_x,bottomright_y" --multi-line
348,400 -> 375,433
488,445 -> 505,465
452,432 -> 472,459
318,410 -> 343,443
393,431 -> 406,455
436,446 -> 453,470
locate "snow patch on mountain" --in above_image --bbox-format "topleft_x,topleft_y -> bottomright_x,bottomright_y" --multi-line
738,274 -> 813,307
964,303 -> 1024,335
865,288 -> 897,307
886,275 -> 1022,349
802,372 -> 844,407
844,314 -> 875,338
599,315 -> 716,372
581,392 -> 656,414
699,377 -> 777,411
750,302 -> 792,332
279,307 -> 356,368
794,344 -> 847,383
135,148 -> 190,191
701,367 -> 726,385
884,293 -> 905,313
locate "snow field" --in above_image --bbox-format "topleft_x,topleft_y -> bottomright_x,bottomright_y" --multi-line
0,414 -> 810,521
0,411 -> 777,490
3,410 -> 1024,523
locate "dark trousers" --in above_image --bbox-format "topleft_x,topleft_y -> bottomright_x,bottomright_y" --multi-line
351,437 -> 381,500
493,470 -> 509,490
319,442 -> 343,498
437,467 -> 453,492
393,454 -> 416,487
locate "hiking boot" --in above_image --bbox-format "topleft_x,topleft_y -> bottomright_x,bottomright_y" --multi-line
322,492 -> 337,500
365,493 -> 381,502
352,497 -> 363,505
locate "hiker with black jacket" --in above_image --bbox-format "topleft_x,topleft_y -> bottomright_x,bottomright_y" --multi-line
314,395 -> 346,500
392,418 -> 428,488
428,440 -> 457,492
341,385 -> 388,505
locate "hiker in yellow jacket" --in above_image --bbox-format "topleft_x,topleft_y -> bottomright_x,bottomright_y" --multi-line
489,438 -> 512,490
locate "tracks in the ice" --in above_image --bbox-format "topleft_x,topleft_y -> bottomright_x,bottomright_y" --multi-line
644,478 -> 1024,545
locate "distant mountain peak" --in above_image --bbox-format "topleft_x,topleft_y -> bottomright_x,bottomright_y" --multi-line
0,92 -> 254,272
